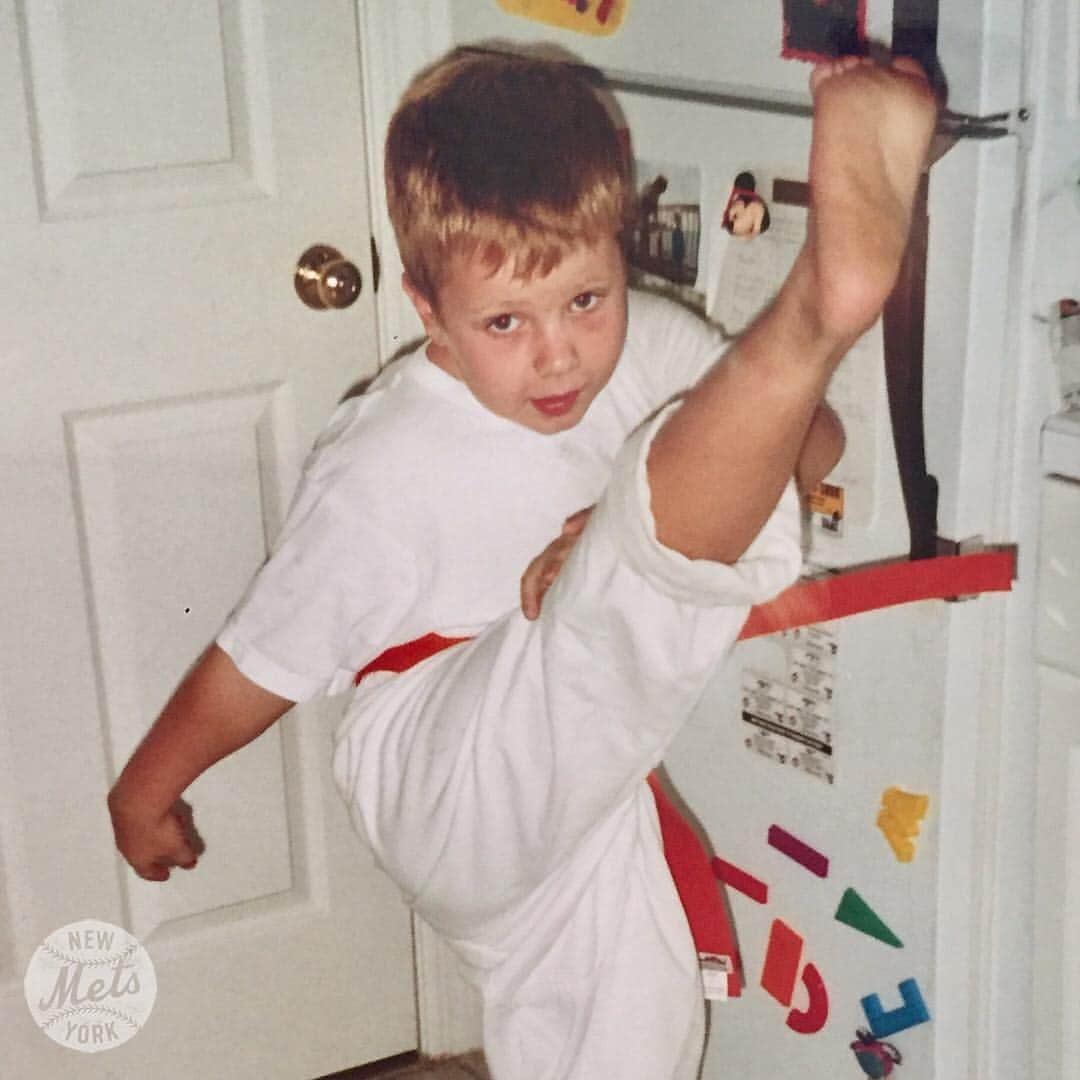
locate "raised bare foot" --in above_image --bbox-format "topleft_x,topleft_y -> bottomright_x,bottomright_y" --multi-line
806,56 -> 938,343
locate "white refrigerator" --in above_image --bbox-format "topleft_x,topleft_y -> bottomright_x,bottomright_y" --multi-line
363,1 -> 1080,1077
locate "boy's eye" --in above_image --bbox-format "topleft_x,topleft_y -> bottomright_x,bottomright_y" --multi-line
571,291 -> 600,312
487,313 -> 519,334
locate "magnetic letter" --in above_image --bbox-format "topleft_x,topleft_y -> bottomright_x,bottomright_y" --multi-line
861,977 -> 931,1038
761,919 -> 803,1007
786,962 -> 829,1034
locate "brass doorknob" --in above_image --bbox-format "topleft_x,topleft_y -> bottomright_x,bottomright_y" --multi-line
294,245 -> 363,310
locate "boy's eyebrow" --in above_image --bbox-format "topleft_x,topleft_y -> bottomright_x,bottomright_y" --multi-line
468,279 -> 614,317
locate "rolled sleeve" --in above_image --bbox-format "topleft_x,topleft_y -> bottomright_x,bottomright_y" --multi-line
216,623 -> 347,702
598,402 -> 803,607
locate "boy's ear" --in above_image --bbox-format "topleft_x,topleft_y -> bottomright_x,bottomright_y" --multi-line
402,273 -> 443,340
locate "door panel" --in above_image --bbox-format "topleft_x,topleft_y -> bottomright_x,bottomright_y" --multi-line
1,3 -> 416,1077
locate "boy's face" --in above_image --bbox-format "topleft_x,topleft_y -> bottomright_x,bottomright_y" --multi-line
406,236 -> 628,434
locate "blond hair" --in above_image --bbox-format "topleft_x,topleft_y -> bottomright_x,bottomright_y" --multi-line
385,48 -> 631,304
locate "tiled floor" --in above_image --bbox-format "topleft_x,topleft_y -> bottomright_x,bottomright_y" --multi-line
321,1050 -> 490,1080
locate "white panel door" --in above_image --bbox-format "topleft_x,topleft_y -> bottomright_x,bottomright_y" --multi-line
0,2 -> 417,1077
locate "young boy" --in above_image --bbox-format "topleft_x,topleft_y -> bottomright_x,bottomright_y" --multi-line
108,48 -> 936,1080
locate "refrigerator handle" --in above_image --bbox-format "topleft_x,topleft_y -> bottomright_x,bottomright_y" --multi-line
882,174 -> 940,561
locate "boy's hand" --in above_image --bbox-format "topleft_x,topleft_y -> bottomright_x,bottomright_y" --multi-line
521,507 -> 593,619
107,790 -> 203,882
104,645 -> 290,881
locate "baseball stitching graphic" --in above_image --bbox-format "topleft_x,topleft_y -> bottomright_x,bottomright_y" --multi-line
24,919 -> 157,1054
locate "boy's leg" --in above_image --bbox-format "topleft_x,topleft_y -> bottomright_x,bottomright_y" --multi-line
479,783 -> 707,1080
647,57 -> 937,567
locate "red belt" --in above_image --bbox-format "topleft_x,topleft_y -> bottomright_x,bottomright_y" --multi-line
356,551 -> 1015,685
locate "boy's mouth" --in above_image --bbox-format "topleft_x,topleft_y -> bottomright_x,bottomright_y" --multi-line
531,390 -> 580,417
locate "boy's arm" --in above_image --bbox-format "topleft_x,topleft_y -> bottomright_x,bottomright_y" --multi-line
107,644 -> 293,881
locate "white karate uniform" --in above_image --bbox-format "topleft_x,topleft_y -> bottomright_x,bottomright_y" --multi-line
217,291 -> 803,1079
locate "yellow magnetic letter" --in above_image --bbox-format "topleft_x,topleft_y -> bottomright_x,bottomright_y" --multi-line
876,786 -> 929,863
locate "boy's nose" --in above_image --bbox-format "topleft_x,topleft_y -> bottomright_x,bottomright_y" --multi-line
534,324 -> 578,377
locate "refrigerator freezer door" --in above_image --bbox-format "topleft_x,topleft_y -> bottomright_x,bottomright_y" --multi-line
446,0 -> 896,105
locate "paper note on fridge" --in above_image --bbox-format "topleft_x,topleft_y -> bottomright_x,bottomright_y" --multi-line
706,177 -> 906,570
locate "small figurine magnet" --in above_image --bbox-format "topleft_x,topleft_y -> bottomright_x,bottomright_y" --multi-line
851,1028 -> 903,1077
722,172 -> 771,238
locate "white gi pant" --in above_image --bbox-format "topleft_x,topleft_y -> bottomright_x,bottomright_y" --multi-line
332,406 -> 802,1080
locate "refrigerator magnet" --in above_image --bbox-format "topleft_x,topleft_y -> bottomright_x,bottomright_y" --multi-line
786,961 -> 829,1034
722,172 -> 771,238
768,823 -> 831,877
760,918 -> 804,1006
861,977 -> 931,1038
876,787 -> 929,862
851,1028 -> 904,1076
712,856 -> 769,904
494,0 -> 629,36
781,0 -> 868,63
835,887 -> 904,948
